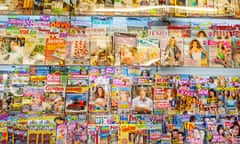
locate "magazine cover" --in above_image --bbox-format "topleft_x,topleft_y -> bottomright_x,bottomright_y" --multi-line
232,37 -> 240,68
90,36 -> 114,66
55,117 -> 67,144
87,125 -> 97,144
2,66 -> 29,114
137,39 -> 160,66
174,0 -> 186,17
66,35 -> 90,65
88,66 -> 111,113
22,86 -> 44,114
185,122 -> 205,144
160,37 -> 184,66
215,0 -> 234,16
177,79 -> 197,114
209,39 -> 232,68
153,87 -> 178,115
23,31 -> 45,65
111,75 -> 132,114
66,66 -> 88,113
127,17 -> 149,38
183,38 -> 209,67
131,85 -> 153,114
66,115 -> 88,144
114,33 -> 137,66
225,89 -> 238,115
29,66 -> 50,86
187,0 -> 207,16
234,52 -> 240,68
0,36 -> 24,64
45,36 -> 66,65
65,92 -> 88,114
235,0 -> 240,17
46,72 -> 67,86
191,29 -> 213,38
43,85 -> 65,114
120,124 -> 148,144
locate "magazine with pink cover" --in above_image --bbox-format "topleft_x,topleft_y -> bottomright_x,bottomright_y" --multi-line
183,38 -> 209,67
66,35 -> 90,65
114,33 -> 137,66
209,39 -> 232,68
160,37 -> 183,66
90,36 -> 114,66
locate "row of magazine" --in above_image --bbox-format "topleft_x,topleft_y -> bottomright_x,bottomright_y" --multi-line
1,16 -> 240,67
0,65 -> 239,115
0,114 -> 239,144
1,0 -> 240,17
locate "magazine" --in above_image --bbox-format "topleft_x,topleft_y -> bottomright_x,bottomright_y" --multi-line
114,33 -> 137,66
137,39 -> 160,66
112,76 -> 132,114
88,66 -> 111,113
43,85 -> 65,114
160,37 -> 184,66
90,36 -> 114,66
215,0 -> 234,16
29,66 -> 50,86
66,35 -> 90,65
45,36 -> 66,65
174,0 -> 186,17
131,85 -> 153,114
0,36 -> 24,64
183,38 -> 209,67
209,39 -> 232,68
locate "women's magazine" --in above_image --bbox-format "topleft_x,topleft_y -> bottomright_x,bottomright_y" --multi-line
183,38 -> 209,67
160,37 -> 184,66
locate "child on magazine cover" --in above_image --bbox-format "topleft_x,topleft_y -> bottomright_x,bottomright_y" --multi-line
163,37 -> 182,66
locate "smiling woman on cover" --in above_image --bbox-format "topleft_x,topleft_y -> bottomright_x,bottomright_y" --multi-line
94,86 -> 107,110
132,87 -> 153,114
164,37 -> 182,66
189,39 -> 208,66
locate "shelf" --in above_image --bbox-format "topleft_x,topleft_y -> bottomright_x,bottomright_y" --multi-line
0,65 -> 239,76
